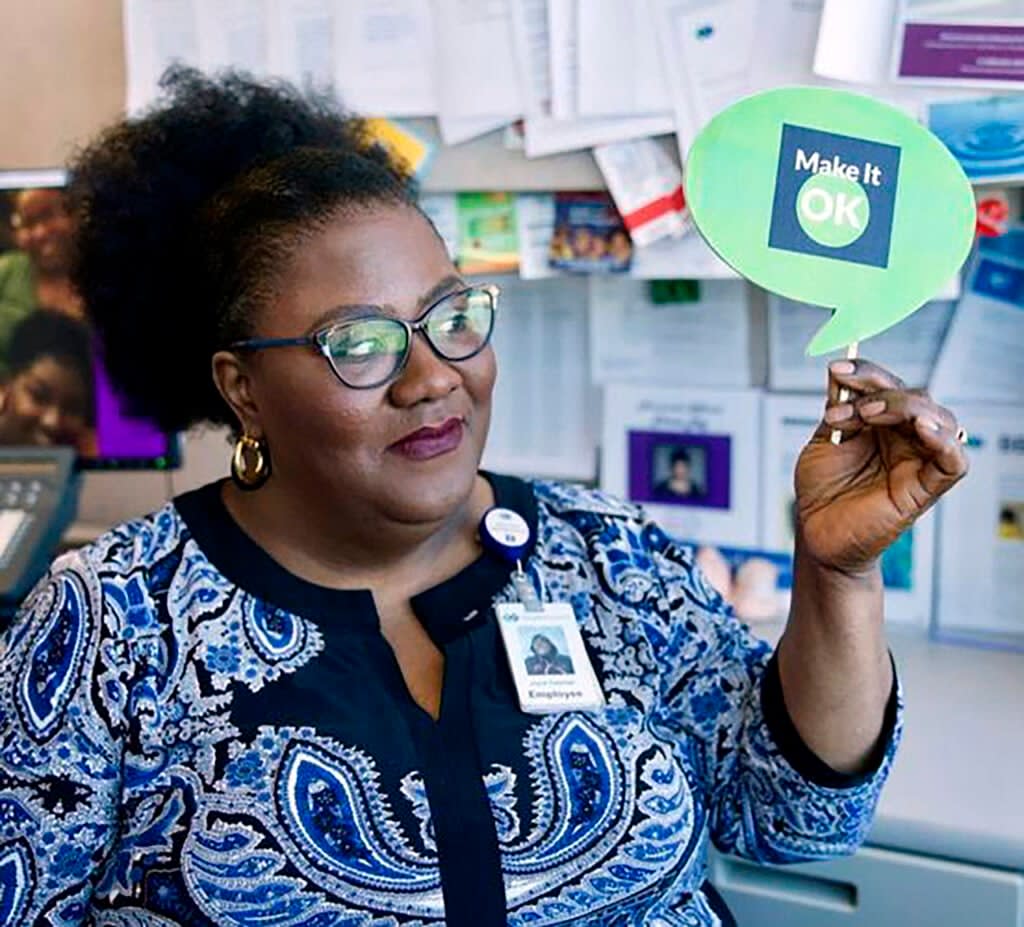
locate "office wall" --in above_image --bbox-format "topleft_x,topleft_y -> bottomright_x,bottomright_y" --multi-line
0,0 -> 125,169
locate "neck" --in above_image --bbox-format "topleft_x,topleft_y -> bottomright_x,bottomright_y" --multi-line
222,474 -> 493,597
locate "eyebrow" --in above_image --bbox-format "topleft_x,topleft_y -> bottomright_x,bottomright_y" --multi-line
306,274 -> 466,333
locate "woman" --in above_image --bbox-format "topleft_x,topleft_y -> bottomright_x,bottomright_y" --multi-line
524,633 -> 574,675
0,69 -> 968,926
0,188 -> 85,366
0,308 -> 95,450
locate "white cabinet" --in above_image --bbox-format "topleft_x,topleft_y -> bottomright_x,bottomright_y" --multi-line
711,846 -> 1024,927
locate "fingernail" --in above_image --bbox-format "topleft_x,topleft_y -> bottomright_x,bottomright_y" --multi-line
860,399 -> 887,417
918,416 -> 941,432
825,403 -> 854,424
830,360 -> 856,375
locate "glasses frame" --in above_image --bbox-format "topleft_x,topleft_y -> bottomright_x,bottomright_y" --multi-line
228,283 -> 500,390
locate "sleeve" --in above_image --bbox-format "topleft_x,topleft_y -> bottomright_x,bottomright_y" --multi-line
639,521 -> 902,865
0,253 -> 35,363
0,553 -> 128,926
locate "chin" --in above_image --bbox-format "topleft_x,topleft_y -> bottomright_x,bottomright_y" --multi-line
380,451 -> 481,526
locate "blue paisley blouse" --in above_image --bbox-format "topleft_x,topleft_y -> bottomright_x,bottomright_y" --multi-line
0,473 -> 901,926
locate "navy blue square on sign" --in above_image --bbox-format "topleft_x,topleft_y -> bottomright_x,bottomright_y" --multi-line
768,123 -> 901,268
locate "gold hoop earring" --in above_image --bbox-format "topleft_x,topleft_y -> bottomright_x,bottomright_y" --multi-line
231,434 -> 271,491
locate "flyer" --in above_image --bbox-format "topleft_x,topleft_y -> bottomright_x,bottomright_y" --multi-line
927,95 -> 1024,183
600,385 -> 761,548
455,192 -> 520,275
548,192 -> 632,274
894,0 -> 1024,87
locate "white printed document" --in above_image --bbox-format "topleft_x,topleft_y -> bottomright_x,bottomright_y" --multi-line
589,278 -> 751,388
650,0 -> 757,156
482,277 -> 598,480
814,0 -> 899,85
515,0 -> 673,157
601,385 -> 761,547
435,0 -> 523,119
769,296 -> 956,392
577,0 -> 672,117
935,402 -> 1024,644
124,0 -> 202,112
332,0 -> 437,116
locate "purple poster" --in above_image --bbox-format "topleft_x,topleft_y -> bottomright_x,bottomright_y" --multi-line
627,430 -> 732,510
898,23 -> 1024,83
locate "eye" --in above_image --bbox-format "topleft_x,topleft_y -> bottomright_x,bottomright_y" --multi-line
325,320 -> 406,364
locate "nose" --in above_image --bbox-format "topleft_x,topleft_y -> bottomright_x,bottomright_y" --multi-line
388,331 -> 461,407
36,404 -> 64,441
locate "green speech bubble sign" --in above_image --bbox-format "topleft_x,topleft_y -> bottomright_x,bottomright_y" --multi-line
685,87 -> 976,355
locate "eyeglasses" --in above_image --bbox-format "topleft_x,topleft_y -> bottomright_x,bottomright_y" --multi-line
228,283 -> 499,389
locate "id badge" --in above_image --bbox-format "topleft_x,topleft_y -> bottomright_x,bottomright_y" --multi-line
495,602 -> 606,714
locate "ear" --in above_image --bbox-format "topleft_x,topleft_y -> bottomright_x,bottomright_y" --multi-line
211,351 -> 262,437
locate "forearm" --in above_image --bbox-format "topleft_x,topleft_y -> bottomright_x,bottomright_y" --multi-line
776,533 -> 894,775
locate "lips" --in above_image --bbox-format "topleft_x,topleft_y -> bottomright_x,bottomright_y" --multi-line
389,417 -> 465,461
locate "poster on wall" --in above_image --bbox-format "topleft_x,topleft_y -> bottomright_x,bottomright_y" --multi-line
601,386 -> 761,549
0,172 -> 177,468
894,0 -> 1024,87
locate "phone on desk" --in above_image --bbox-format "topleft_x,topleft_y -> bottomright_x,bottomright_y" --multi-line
0,447 -> 80,623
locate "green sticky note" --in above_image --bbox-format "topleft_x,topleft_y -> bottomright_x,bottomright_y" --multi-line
650,279 -> 701,304
685,87 -> 976,355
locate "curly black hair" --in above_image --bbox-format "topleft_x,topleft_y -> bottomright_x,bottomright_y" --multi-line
67,66 -> 418,433
6,310 -> 96,423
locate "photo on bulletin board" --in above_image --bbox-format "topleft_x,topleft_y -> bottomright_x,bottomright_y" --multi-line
627,430 -> 731,509
998,501 -> 1024,542
0,172 -> 179,469
687,542 -> 794,623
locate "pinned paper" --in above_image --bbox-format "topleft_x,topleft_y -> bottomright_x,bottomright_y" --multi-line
685,87 -> 976,355
364,118 -> 435,180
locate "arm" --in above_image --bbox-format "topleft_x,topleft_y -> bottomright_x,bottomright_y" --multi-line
0,555 -> 126,926
642,522 -> 901,865
776,546 -> 892,774
778,358 -> 968,773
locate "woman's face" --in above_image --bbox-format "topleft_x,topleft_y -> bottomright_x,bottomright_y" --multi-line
240,205 -> 496,526
532,636 -> 554,657
0,356 -> 90,446
12,189 -> 75,275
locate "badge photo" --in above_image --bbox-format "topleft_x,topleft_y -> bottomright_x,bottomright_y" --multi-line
495,602 -> 606,714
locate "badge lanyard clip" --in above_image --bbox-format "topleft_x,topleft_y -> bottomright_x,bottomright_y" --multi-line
512,559 -> 543,612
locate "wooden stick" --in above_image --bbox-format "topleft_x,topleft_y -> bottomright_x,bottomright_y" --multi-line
830,341 -> 859,446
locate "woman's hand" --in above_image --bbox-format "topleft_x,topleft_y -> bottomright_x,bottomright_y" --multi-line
794,358 -> 969,576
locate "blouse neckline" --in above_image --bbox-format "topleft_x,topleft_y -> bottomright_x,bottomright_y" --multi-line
173,471 -> 538,645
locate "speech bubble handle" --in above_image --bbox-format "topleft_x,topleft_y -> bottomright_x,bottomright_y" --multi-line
831,342 -> 858,446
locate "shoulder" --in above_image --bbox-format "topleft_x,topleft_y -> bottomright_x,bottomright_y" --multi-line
530,479 -> 692,563
532,479 -> 643,524
0,250 -> 31,275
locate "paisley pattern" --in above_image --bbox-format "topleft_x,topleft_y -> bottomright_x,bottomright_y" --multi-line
0,482 -> 902,926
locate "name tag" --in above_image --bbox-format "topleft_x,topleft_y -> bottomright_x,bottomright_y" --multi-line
495,602 -> 606,714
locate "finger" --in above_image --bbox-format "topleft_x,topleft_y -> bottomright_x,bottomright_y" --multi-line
828,357 -> 907,396
811,401 -> 871,443
855,389 -> 957,431
913,415 -> 969,498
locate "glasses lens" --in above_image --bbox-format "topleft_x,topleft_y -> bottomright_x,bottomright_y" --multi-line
321,318 -> 409,388
426,288 -> 495,360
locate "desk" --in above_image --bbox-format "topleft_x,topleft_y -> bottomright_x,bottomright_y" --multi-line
713,627 -> 1024,926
